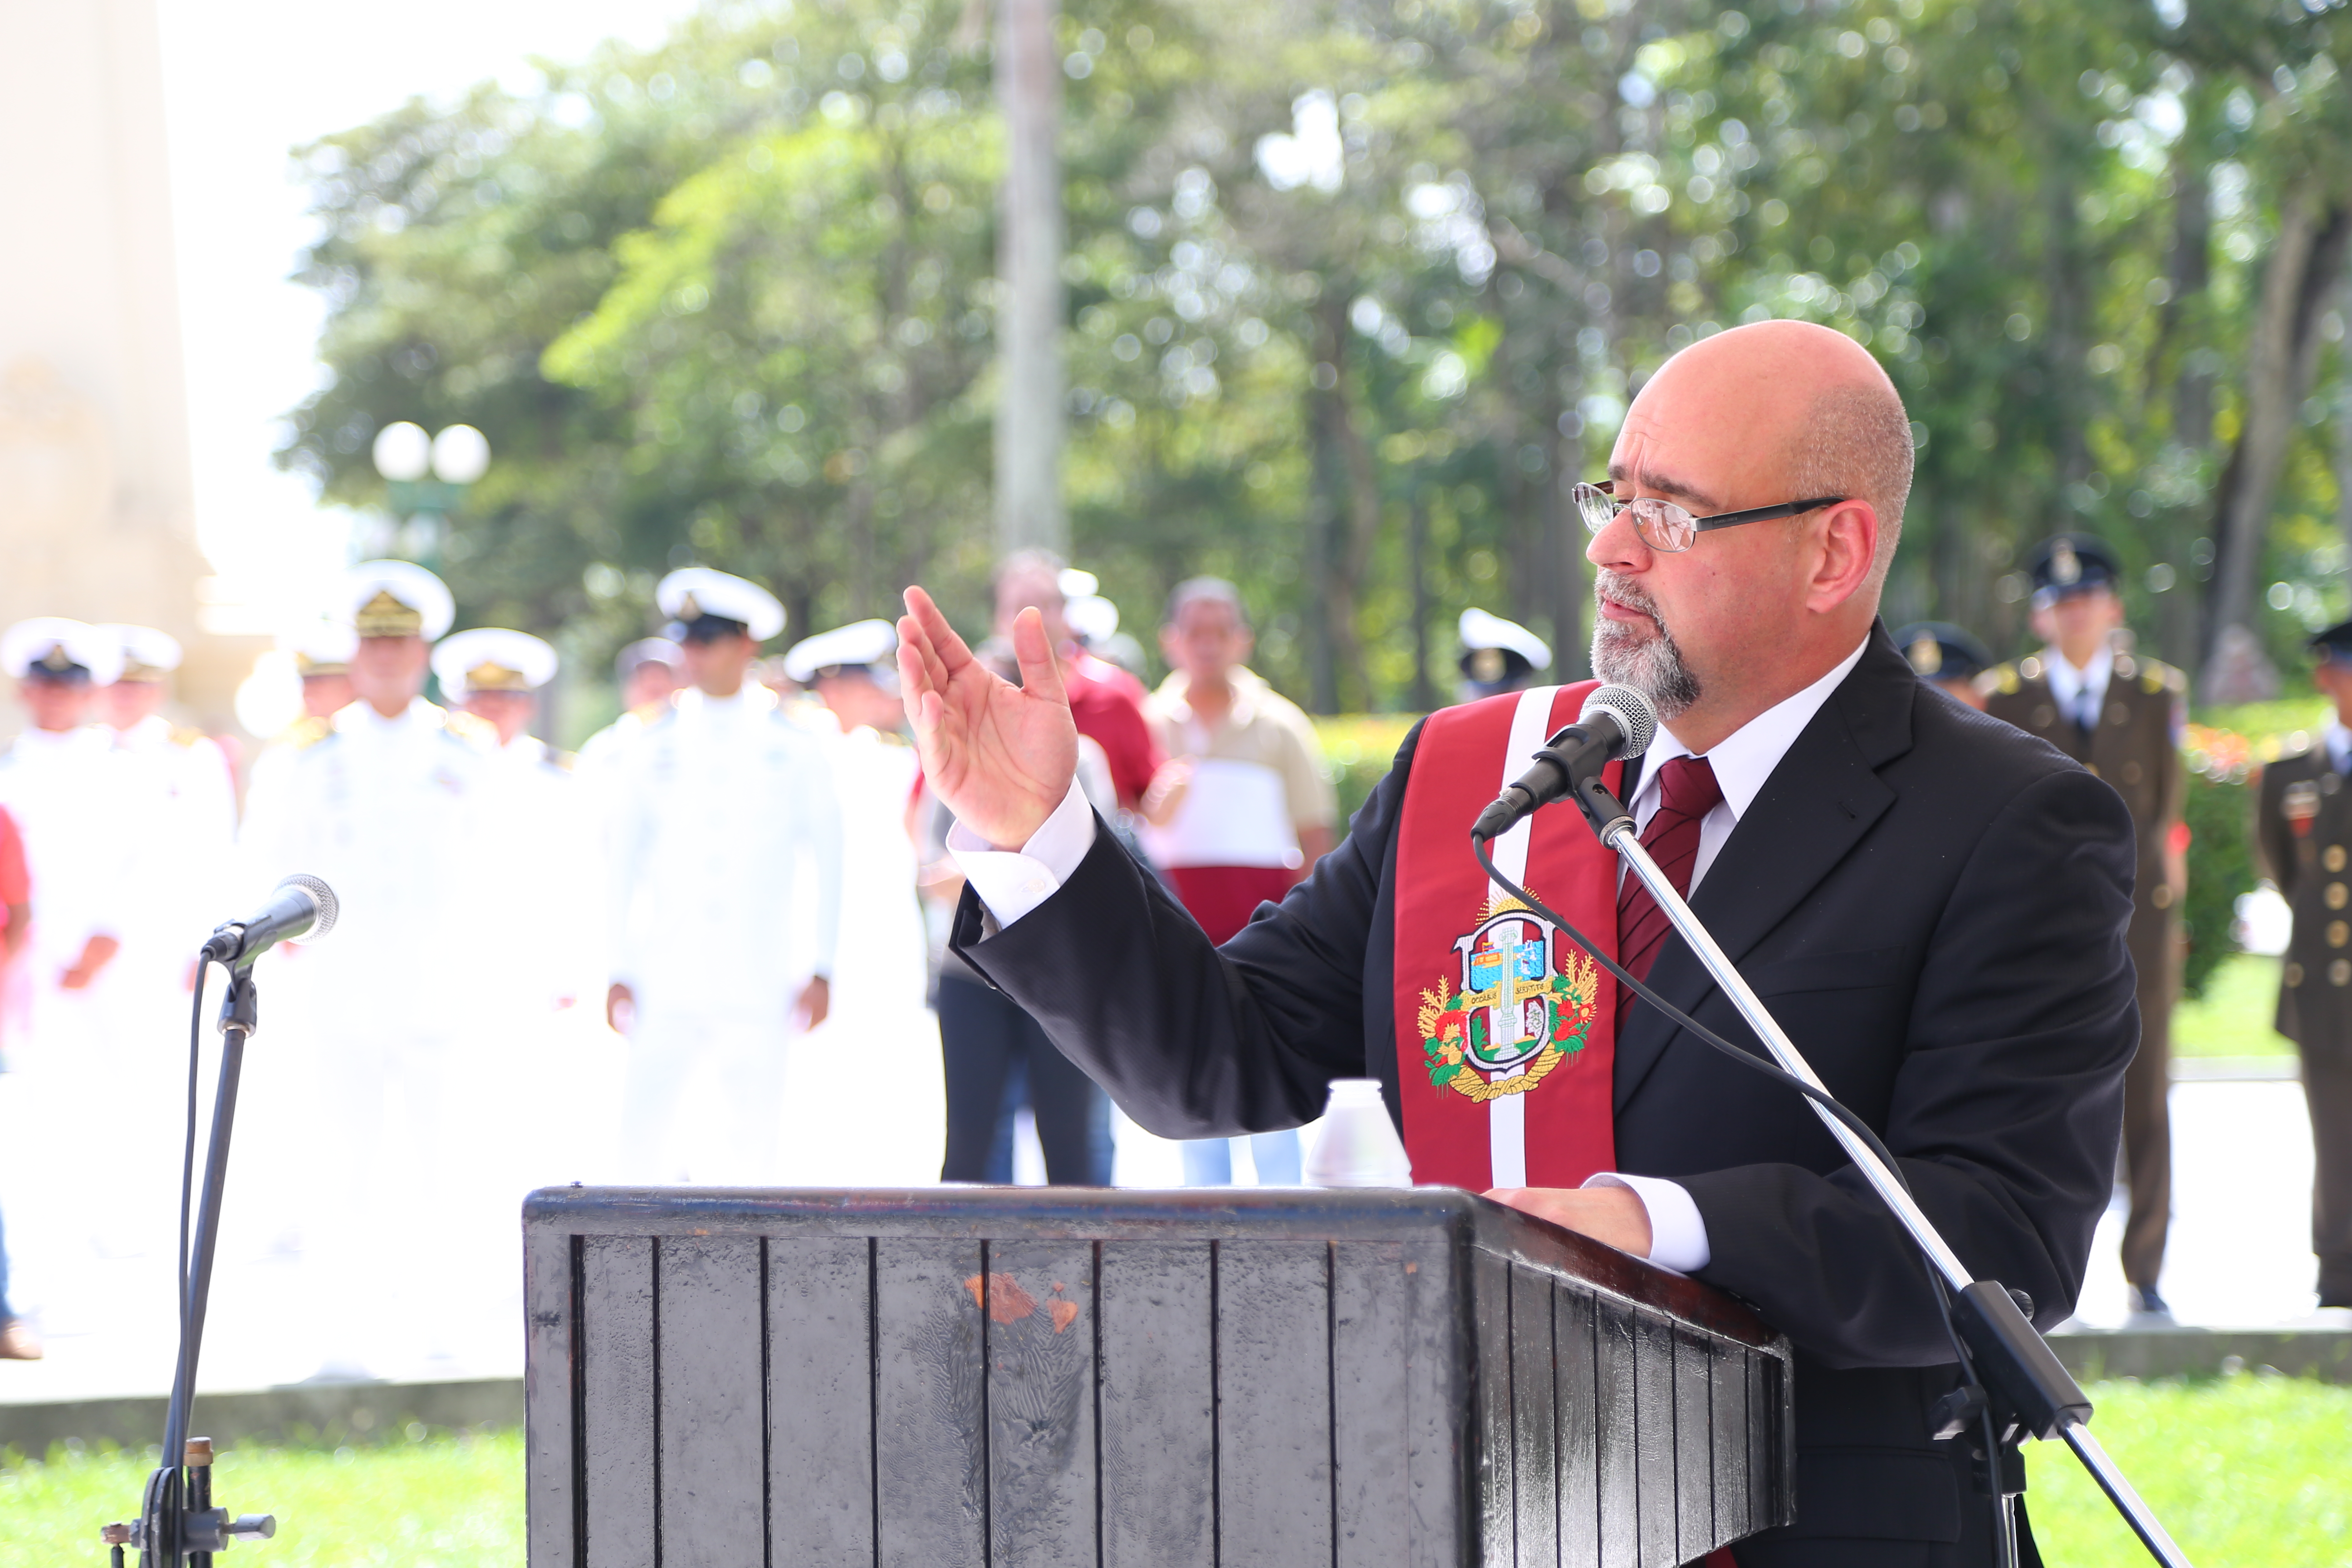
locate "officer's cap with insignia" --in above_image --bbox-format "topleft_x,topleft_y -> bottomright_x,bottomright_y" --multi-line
100,625 -> 184,684
2,618 -> 124,686
2310,618 -> 2352,666
282,618 -> 360,677
1893,621 -> 1994,683
2026,532 -> 2122,610
431,627 -> 559,696
1457,608 -> 1553,695
781,618 -> 900,689
345,560 -> 456,641
656,568 -> 786,644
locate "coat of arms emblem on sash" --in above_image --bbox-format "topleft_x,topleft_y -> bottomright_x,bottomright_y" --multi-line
1414,893 -> 1601,1102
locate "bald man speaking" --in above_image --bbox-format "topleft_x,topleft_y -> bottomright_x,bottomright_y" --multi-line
899,321 -> 2135,1565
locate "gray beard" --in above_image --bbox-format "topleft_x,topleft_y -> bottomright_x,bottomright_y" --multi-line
1591,578 -> 1702,720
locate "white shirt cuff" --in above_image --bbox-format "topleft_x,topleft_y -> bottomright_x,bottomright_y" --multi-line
1583,1172 -> 1711,1274
944,777 -> 1098,926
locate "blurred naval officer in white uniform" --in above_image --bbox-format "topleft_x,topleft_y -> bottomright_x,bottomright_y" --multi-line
575,637 -> 682,783
99,627 -> 237,1019
239,562 -> 497,1376
429,627 -> 608,1247
606,569 -> 843,1184
0,621 -> 149,1319
780,621 -> 928,1173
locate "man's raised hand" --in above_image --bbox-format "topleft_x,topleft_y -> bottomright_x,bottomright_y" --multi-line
898,586 -> 1078,849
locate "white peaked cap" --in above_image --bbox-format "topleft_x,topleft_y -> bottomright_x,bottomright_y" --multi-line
431,627 -> 559,694
346,559 -> 456,641
280,618 -> 362,673
1457,607 -> 1553,671
1064,594 -> 1122,646
782,618 -> 898,683
656,568 -> 786,642
2,618 -> 125,683
101,624 -> 184,680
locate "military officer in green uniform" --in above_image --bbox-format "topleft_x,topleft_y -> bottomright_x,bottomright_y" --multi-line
2253,619 -> 2352,1310
1982,532 -> 2187,1318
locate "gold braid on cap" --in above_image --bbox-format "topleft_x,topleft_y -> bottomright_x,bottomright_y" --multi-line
354,588 -> 424,638
465,662 -> 529,693
295,653 -> 351,676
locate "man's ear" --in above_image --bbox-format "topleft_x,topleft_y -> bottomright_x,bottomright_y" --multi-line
1805,499 -> 1880,612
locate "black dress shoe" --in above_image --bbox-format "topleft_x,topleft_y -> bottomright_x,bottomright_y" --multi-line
2127,1284 -> 2171,1318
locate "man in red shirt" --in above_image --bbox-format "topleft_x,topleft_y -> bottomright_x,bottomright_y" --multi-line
990,552 -> 1161,809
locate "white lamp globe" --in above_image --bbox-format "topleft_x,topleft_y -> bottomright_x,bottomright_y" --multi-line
430,424 -> 492,485
371,421 -> 431,481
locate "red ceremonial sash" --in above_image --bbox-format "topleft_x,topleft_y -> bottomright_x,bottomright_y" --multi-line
1392,682 -> 1620,1191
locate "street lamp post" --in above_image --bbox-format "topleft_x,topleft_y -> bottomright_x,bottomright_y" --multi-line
369,421 -> 490,567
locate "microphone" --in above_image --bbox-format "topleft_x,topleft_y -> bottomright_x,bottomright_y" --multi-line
1471,684 -> 1658,841
200,875 -> 339,966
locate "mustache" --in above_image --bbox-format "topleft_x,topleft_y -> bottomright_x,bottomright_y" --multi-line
1594,571 -> 1666,628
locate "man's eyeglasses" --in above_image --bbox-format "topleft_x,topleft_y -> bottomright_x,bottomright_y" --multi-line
1572,480 -> 1847,554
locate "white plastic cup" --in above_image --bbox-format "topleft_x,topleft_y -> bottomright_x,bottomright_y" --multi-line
1303,1079 -> 1414,1188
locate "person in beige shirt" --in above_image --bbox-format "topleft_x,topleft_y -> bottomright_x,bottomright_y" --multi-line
1142,577 -> 1338,1186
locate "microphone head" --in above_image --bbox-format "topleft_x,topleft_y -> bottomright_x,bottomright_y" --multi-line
279,874 -> 339,943
1580,684 -> 1659,760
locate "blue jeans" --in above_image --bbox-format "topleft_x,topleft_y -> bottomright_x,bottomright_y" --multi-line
1180,1130 -> 1303,1186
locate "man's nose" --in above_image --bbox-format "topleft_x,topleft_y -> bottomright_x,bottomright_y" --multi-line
1585,505 -> 1652,573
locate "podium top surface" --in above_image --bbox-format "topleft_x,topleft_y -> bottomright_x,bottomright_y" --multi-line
526,1183 -> 1782,1353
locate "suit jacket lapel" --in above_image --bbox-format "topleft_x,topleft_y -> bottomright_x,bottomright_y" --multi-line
1612,624 -> 1916,1114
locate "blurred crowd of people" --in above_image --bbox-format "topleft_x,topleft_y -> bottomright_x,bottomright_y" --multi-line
0,520 -> 2345,1379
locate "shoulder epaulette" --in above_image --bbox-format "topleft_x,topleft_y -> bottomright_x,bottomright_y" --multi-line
1978,662 -> 2023,697
285,715 -> 336,750
442,709 -> 499,747
168,725 -> 206,748
2139,659 -> 2185,696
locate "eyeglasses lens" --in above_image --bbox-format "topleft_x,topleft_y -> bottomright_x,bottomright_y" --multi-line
1575,483 -> 1697,552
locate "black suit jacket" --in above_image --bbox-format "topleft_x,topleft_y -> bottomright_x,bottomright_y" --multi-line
952,623 -> 2136,1554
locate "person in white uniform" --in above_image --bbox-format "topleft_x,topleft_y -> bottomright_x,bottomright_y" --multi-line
99,627 -> 238,1025
0,620 -> 147,1327
605,569 -> 843,1184
239,562 -> 496,1377
781,620 -> 929,1172
575,637 -> 682,783
430,627 -> 609,1228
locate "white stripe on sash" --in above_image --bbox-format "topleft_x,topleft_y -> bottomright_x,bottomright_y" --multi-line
1486,684 -> 1561,1189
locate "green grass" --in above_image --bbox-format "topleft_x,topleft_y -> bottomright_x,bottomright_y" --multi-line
2174,951 -> 2296,1058
5,1377 -> 2344,1565
2028,1374 -> 2352,1566
0,1429 -> 523,1567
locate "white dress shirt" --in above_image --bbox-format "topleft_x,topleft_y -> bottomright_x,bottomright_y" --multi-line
2043,645 -> 2112,734
2326,718 -> 2352,777
950,637 -> 1872,1274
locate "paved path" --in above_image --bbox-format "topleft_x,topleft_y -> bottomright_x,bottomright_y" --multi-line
0,1044 -> 2327,1409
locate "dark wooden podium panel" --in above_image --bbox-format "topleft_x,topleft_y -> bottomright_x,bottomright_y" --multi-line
523,1186 -> 1793,1568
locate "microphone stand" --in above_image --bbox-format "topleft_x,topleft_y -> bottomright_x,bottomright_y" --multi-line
107,960 -> 277,1565
1556,774 -> 2189,1568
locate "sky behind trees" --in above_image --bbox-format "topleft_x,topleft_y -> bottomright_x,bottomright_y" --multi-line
278,0 -> 2352,715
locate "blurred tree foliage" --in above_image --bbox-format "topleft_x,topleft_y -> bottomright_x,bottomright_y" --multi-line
282,0 -> 2352,723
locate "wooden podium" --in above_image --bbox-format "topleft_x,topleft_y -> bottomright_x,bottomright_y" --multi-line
522,1186 -> 1793,1567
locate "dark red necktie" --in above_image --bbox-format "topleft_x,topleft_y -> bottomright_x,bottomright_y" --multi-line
1616,755 -> 1725,1001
